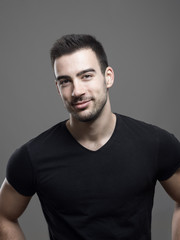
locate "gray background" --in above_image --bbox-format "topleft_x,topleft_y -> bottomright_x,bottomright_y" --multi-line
0,0 -> 180,239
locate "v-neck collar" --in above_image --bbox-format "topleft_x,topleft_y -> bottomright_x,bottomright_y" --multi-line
63,113 -> 119,153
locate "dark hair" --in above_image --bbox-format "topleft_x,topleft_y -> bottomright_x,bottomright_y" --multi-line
50,34 -> 108,74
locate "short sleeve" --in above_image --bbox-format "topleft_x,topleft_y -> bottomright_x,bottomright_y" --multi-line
6,144 -> 36,196
157,129 -> 180,181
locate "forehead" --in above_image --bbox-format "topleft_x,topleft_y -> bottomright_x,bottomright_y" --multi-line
54,48 -> 101,76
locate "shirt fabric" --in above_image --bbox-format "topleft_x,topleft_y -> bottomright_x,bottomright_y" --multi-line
6,113 -> 180,240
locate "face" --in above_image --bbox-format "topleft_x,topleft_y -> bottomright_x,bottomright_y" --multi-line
54,48 -> 114,122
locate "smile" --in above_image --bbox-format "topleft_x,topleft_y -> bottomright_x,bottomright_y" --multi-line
73,100 -> 91,110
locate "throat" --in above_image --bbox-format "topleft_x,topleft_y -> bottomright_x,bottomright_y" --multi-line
66,113 -> 117,151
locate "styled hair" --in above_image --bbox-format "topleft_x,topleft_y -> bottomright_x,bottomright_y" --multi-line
50,34 -> 108,74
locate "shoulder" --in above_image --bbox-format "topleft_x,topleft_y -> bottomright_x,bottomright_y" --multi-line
26,120 -> 67,149
116,113 -> 164,135
11,120 -> 67,162
115,113 -> 179,144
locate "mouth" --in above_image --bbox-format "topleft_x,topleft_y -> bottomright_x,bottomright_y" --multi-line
72,100 -> 92,110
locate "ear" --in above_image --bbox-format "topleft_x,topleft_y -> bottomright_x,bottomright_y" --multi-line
105,67 -> 114,89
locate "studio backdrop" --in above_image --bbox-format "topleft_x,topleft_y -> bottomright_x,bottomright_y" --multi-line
0,1 -> 180,239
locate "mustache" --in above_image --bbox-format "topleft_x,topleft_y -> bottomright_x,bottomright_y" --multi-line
71,96 -> 94,105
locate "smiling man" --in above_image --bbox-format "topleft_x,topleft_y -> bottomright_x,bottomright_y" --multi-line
0,34 -> 180,240
54,48 -> 113,124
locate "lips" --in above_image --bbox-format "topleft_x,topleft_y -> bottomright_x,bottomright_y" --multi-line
73,100 -> 91,110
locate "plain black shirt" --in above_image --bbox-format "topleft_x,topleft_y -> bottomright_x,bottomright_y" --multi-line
6,114 -> 180,239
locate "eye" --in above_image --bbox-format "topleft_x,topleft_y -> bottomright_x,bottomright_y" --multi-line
82,74 -> 93,80
59,79 -> 71,86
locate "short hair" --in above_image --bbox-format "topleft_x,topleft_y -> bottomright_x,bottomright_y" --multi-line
50,34 -> 108,74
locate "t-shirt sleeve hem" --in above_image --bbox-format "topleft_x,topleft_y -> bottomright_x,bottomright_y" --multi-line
6,176 -> 35,197
158,161 -> 180,181
6,144 -> 36,197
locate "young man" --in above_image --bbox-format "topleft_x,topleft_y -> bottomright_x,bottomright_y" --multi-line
0,34 -> 180,240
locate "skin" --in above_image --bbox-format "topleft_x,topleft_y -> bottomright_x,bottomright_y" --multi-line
0,48 -> 180,239
0,179 -> 31,239
54,48 -> 116,151
160,169 -> 180,240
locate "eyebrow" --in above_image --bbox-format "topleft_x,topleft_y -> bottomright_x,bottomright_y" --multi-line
76,68 -> 96,77
56,68 -> 96,81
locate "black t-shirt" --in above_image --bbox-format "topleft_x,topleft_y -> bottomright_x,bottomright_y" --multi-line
6,114 -> 180,240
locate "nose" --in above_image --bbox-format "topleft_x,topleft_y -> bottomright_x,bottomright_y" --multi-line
72,79 -> 85,97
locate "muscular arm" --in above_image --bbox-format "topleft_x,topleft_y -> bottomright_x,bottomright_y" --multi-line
160,168 -> 180,240
0,178 -> 31,239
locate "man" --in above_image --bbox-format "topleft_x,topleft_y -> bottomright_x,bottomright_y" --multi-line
0,34 -> 180,240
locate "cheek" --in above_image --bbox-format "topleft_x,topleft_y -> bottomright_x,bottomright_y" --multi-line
60,88 -> 72,102
92,81 -> 107,95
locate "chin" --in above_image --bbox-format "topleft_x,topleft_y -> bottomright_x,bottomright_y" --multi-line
72,109 -> 102,123
69,96 -> 107,123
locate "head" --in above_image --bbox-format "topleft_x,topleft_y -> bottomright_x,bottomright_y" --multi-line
50,34 -> 114,122
50,34 -> 108,75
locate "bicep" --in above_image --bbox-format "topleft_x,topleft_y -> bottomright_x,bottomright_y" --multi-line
160,168 -> 180,203
0,178 -> 31,221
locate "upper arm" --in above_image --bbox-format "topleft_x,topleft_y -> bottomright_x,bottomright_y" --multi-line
160,168 -> 180,203
0,178 -> 31,221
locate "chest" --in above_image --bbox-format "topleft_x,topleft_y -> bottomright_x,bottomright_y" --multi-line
35,138 -> 157,213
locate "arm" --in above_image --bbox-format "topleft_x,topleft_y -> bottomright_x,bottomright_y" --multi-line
0,178 -> 31,239
160,168 -> 180,240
